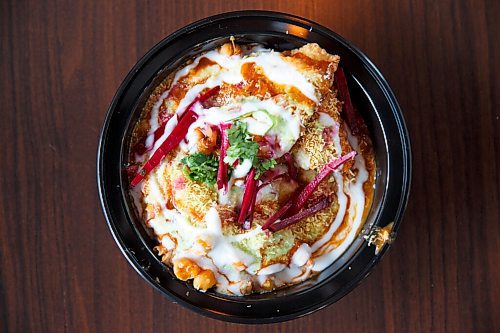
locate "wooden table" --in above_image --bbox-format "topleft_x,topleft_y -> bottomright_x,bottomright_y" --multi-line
1,0 -> 498,332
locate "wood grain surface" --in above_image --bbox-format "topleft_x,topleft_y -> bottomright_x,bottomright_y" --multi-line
1,0 -> 498,332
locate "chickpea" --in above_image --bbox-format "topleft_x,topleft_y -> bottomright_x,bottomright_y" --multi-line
219,42 -> 241,56
239,280 -> 253,295
261,278 -> 275,291
193,269 -> 216,291
196,127 -> 218,155
219,43 -> 232,56
173,258 -> 201,281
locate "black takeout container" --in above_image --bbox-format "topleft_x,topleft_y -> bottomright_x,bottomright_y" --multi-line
97,11 -> 411,323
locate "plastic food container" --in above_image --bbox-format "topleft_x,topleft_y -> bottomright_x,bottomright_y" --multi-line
97,10 -> 411,323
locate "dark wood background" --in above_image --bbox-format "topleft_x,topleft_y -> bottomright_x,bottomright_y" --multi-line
1,0 -> 498,332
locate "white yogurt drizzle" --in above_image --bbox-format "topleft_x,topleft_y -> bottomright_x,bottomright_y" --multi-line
141,46 -> 314,162
130,46 -> 371,295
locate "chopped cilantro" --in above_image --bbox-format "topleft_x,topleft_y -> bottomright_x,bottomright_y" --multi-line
224,121 -> 277,179
180,153 -> 219,185
255,158 -> 277,179
225,121 -> 260,165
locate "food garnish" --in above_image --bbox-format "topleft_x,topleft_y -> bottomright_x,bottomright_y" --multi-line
262,152 -> 356,231
335,68 -> 363,136
224,121 -> 260,166
217,123 -> 231,192
224,121 -> 277,180
267,197 -> 332,232
289,151 -> 357,215
132,115 -> 172,156
237,168 -> 257,229
130,86 -> 220,187
181,153 -> 219,185
130,110 -> 198,186
283,152 -> 298,179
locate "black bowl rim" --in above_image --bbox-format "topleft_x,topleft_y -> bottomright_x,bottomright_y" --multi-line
97,10 -> 411,324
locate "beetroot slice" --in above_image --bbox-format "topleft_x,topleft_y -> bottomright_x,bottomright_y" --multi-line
130,86 -> 221,187
237,169 -> 257,227
131,110 -> 198,187
289,151 -> 357,215
262,152 -> 356,230
243,194 -> 257,230
283,153 -> 298,179
257,172 -> 287,191
132,85 -> 219,157
217,123 -> 231,192
268,197 -> 331,232
132,115 -> 172,156
335,68 -> 363,136
261,198 -> 296,231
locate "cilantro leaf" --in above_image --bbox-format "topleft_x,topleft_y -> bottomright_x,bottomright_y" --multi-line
223,121 -> 277,180
225,122 -> 260,165
180,153 -> 219,185
255,159 -> 277,179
